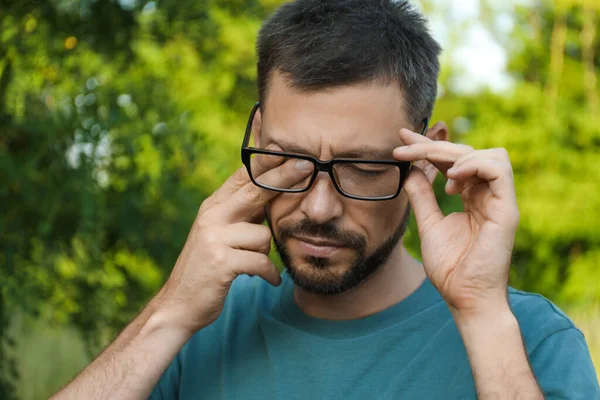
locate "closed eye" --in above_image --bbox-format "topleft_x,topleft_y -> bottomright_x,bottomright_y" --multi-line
342,164 -> 393,176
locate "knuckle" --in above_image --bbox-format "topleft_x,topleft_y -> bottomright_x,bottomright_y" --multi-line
202,229 -> 220,246
506,209 -> 520,229
257,153 -> 270,169
214,268 -> 235,287
514,209 -> 521,224
500,161 -> 513,177
243,182 -> 261,203
195,215 -> 212,232
232,167 -> 249,187
256,254 -> 272,269
208,246 -> 228,266
198,198 -> 213,215
259,242 -> 272,255
260,226 -> 273,242
496,147 -> 509,159
256,227 -> 273,254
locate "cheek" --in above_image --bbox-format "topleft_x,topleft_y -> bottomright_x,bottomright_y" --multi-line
356,194 -> 410,247
266,193 -> 303,232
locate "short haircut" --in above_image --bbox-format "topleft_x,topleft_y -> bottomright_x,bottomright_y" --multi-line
256,0 -> 442,125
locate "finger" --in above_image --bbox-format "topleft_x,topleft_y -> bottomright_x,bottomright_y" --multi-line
403,166 -> 444,235
222,222 -> 272,255
229,249 -> 281,287
393,140 -> 474,165
445,149 -> 511,196
444,175 -> 486,196
446,157 -> 515,201
247,207 -> 266,225
218,157 -> 314,222
398,128 -> 432,145
394,137 -> 473,179
450,148 -> 511,170
208,144 -> 285,207
248,144 -> 288,177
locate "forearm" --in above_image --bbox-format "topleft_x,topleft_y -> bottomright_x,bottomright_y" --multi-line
453,304 -> 544,399
52,291 -> 194,400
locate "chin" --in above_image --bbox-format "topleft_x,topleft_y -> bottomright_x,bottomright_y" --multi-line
284,255 -> 373,296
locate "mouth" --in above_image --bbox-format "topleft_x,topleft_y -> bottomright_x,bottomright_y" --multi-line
291,236 -> 346,257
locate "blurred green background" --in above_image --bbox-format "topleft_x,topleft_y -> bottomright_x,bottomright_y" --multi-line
0,0 -> 599,398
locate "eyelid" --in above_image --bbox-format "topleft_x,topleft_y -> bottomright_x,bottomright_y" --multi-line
344,164 -> 391,172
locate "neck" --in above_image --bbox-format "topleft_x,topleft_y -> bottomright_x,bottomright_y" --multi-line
293,244 -> 426,320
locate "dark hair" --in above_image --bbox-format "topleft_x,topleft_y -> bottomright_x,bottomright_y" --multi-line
256,0 -> 442,125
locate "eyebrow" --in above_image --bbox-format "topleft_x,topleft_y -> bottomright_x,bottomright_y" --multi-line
266,138 -> 394,160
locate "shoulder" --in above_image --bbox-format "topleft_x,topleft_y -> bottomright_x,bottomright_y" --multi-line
508,287 -> 578,351
508,288 -> 600,395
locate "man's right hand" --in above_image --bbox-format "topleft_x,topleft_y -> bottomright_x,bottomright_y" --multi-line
51,145 -> 313,400
156,144 -> 314,334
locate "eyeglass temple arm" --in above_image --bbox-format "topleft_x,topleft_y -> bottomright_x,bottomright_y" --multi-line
421,117 -> 429,136
242,102 -> 261,149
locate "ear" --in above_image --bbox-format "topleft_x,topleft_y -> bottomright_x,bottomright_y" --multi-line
415,121 -> 449,184
252,108 -> 263,147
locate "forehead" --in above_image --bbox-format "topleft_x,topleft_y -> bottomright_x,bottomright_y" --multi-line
261,72 -> 412,159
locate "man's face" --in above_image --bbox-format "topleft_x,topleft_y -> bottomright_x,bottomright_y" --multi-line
255,72 -> 416,295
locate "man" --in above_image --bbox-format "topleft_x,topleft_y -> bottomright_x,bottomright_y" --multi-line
53,1 -> 599,399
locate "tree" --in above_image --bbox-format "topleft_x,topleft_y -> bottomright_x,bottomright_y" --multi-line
0,0 -> 277,395
423,0 -> 600,305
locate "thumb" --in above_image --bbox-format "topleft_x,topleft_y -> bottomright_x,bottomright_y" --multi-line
404,166 -> 443,235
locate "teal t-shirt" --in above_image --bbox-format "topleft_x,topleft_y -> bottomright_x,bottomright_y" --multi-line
150,273 -> 599,399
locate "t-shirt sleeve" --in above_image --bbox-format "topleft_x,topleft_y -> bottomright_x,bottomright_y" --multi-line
148,351 -> 182,400
530,327 -> 600,399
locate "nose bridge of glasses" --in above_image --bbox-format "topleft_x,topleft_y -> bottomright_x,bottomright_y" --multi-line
312,157 -> 335,173
309,158 -> 343,189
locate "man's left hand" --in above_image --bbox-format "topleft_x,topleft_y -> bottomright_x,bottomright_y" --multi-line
393,128 -> 520,318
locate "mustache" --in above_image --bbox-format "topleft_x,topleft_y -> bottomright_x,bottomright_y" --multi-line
277,219 -> 366,250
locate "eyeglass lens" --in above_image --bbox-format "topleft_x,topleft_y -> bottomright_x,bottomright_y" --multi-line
249,152 -> 401,198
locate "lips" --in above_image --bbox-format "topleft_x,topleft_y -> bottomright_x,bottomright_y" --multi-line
293,236 -> 344,248
291,236 -> 347,258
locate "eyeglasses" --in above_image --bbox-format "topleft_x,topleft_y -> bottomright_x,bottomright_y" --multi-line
240,102 -> 429,201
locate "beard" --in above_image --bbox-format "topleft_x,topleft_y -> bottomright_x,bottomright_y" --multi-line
266,205 -> 411,295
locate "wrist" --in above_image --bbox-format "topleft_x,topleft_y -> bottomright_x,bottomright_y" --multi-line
144,291 -> 204,338
451,300 -> 517,336
450,299 -> 543,397
139,304 -> 194,343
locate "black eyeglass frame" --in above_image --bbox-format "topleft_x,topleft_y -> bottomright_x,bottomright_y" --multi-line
241,102 -> 429,201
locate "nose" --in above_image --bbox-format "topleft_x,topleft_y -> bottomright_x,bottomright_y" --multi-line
299,172 -> 344,224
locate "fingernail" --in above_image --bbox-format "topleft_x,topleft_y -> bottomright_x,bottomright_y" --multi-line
447,167 -> 457,174
445,179 -> 453,189
395,146 -> 408,152
295,159 -> 313,171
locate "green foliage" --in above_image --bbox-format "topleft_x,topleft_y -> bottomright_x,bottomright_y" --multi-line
0,0 -> 274,394
8,312 -> 89,400
436,2 -> 600,306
